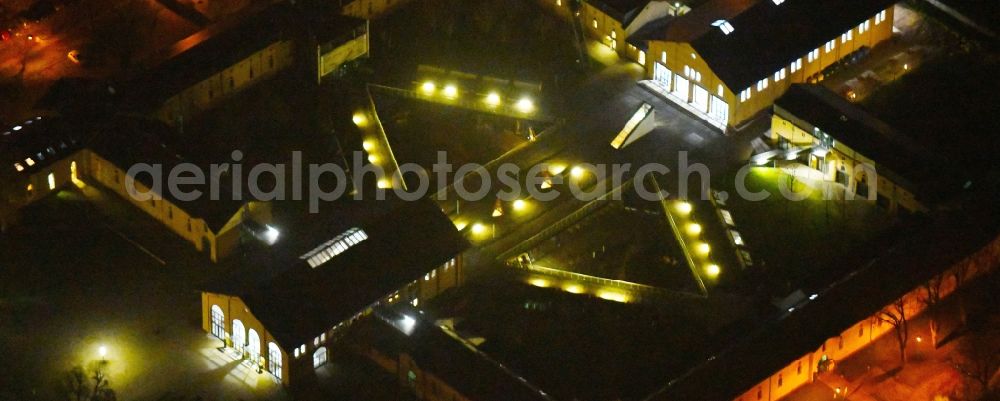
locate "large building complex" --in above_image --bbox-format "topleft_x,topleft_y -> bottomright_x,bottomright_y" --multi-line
537,0 -> 896,130
200,198 -> 467,385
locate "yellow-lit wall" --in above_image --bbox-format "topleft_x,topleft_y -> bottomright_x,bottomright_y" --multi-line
342,0 -> 412,19
202,293 -> 290,385
157,40 -> 295,125
1,150 -> 87,230
646,6 -> 894,127
732,231 -> 1000,401
318,33 -> 369,81
540,0 -> 647,64
770,113 -> 925,214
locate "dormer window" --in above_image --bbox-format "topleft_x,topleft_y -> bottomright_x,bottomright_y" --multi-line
712,20 -> 735,35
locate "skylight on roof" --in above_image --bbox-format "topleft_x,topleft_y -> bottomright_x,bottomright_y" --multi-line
712,20 -> 735,35
300,227 -> 368,268
772,0 -> 785,5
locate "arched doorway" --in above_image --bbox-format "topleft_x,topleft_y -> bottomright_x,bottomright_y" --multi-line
232,320 -> 245,357
313,346 -> 328,368
268,343 -> 283,379
247,329 -> 261,365
210,305 -> 225,339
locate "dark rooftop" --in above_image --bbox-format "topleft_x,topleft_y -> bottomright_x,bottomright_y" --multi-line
0,117 -> 81,183
369,307 -> 554,401
664,0 -> 894,91
203,198 -> 468,349
590,0 -> 651,23
774,84 -> 963,203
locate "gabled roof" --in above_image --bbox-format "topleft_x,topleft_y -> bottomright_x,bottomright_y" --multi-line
370,307 -> 554,401
85,117 -> 249,232
663,0 -> 894,91
774,84 -> 962,203
202,198 -> 468,349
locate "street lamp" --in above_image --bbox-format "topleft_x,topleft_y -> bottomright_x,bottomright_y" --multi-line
420,81 -> 436,95
98,345 -> 108,362
705,264 -> 720,278
485,92 -> 501,107
675,202 -> 692,215
352,112 -> 368,127
362,139 -> 375,151
443,84 -> 458,99
686,223 -> 702,236
512,199 -> 527,212
570,166 -> 586,179
515,97 -> 535,113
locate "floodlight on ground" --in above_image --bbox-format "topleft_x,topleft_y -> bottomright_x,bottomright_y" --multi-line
686,223 -> 702,236
263,225 -> 280,245
421,81 -> 436,94
695,242 -> 711,256
352,112 -> 368,127
515,97 -> 535,113
485,92 -> 501,106
512,199 -> 527,212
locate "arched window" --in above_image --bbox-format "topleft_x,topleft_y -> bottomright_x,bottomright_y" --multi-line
248,329 -> 261,364
313,346 -> 328,368
268,343 -> 283,379
210,305 -> 225,338
232,320 -> 245,355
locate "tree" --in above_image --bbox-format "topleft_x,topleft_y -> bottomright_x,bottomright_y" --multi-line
952,334 -> 1000,401
61,363 -> 116,401
879,298 -> 909,367
922,273 -> 945,348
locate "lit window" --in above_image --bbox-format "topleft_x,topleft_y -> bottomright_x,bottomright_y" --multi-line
48,173 -> 55,190
661,51 -> 666,63
301,228 -> 369,268
638,50 -> 645,65
808,49 -> 820,62
841,30 -> 852,43
739,88 -> 752,102
717,84 -> 724,97
294,348 -> 300,358
711,20 -> 735,35
756,78 -> 768,91
720,210 -> 735,226
14,163 -> 24,172
774,68 -> 786,82
25,158 -> 35,166
313,347 -> 328,368
320,333 -> 326,342
731,230 -> 744,246
313,337 -> 320,346
556,0 -> 561,5
690,52 -> 696,60
825,40 -> 836,53
790,58 -> 802,72
875,10 -> 887,24
592,18 -> 597,29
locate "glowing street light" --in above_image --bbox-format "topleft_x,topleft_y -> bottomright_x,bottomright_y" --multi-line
705,264 -> 720,278
528,278 -> 550,288
485,92 -> 501,106
515,97 -> 535,113
695,242 -> 711,256
420,81 -> 436,94
362,139 -> 375,151
443,84 -> 458,99
686,223 -> 702,236
367,154 -> 379,164
675,201 -> 692,215
352,112 -> 368,127
548,163 -> 567,175
563,283 -> 584,294
98,345 -> 108,361
470,223 -> 487,236
377,179 -> 391,189
512,199 -> 527,212
570,166 -> 586,179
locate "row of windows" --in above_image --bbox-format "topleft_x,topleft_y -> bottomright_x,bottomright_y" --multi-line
301,227 -> 368,268
739,10 -> 887,103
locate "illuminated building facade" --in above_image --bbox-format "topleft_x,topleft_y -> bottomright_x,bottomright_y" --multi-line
200,199 -> 467,386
